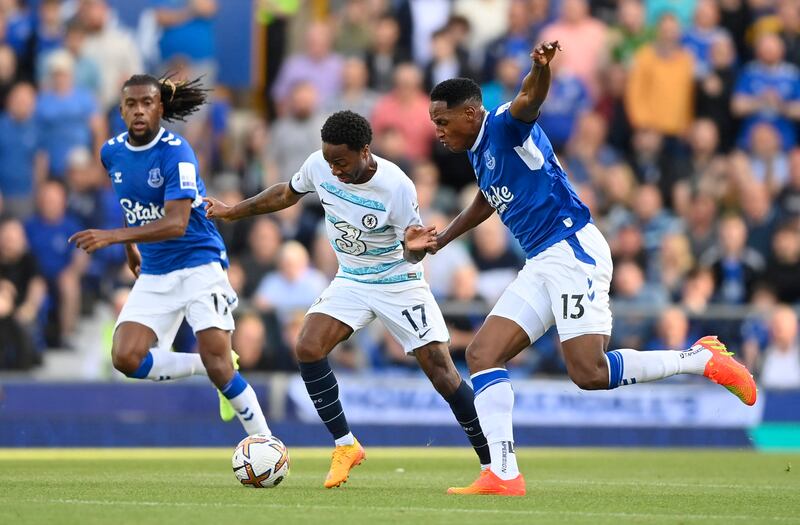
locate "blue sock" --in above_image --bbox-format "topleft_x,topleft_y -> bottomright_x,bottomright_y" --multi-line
605,350 -> 624,389
220,371 -> 248,399
444,380 -> 490,465
127,352 -> 154,379
298,358 -> 350,440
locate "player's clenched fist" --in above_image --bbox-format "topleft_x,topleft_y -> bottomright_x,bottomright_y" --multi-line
69,229 -> 115,253
203,196 -> 232,220
404,225 -> 437,252
531,40 -> 561,66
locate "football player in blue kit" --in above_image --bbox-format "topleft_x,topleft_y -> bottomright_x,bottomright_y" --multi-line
69,75 -> 270,437
426,42 -> 757,496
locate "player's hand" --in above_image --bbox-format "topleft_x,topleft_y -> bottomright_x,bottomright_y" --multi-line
532,41 -> 561,66
203,196 -> 233,220
404,225 -> 437,252
425,232 -> 446,255
68,229 -> 115,254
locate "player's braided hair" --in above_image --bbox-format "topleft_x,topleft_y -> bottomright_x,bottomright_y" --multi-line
122,73 -> 209,122
430,77 -> 483,108
320,110 -> 373,151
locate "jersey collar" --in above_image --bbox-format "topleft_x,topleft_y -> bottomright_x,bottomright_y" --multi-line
125,127 -> 166,152
469,108 -> 488,153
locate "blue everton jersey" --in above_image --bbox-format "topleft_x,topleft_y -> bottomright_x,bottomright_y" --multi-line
101,127 -> 227,275
468,102 -> 591,259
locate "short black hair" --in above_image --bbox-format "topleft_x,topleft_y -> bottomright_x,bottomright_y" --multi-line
122,73 -> 208,123
320,110 -> 372,151
430,78 -> 482,108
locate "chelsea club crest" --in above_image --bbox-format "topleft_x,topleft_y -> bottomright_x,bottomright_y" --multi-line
147,168 -> 164,188
484,150 -> 496,170
362,214 -> 378,229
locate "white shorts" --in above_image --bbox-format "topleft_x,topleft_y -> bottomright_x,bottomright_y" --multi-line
307,278 -> 450,354
116,262 -> 238,350
490,223 -> 613,343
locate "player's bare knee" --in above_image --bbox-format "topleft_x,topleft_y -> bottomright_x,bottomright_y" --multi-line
465,341 -> 498,373
568,366 -> 608,390
111,343 -> 146,375
294,338 -> 325,363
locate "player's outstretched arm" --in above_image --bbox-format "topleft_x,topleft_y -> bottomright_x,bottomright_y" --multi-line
509,40 -> 561,123
204,182 -> 303,221
431,190 -> 494,253
69,199 -> 193,253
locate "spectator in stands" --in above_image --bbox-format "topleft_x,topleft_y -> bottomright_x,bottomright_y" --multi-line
36,50 -> 104,178
310,225 -> 338,280
540,0 -> 608,96
562,112 -> 617,184
682,0 -> 730,79
78,0 -> 144,113
695,34 -> 738,151
232,309 -> 268,371
240,217 -> 283,299
672,119 -> 728,208
332,0 -> 374,56
654,232 -> 695,301
631,184 -> 682,270
271,21 -> 343,112
153,0 -> 219,147
364,14 -> 409,93
610,260 -> 667,350
452,0 -> 510,56
323,57 -> 379,121
537,61 -> 592,153
625,13 -> 694,138
480,56 -> 521,110
0,82 -> 40,219
746,122 -> 790,193
764,224 -> 800,305
0,44 -> 19,110
394,0 -> 452,66
741,283 -> 779,372
684,191 -> 719,259
645,0 -> 696,29
57,21 -> 101,99
0,217 -> 46,368
32,0 -> 65,69
732,33 -> 800,150
371,63 -> 435,162
23,179 -> 87,347
268,81 -> 325,183
444,264 -> 489,363
423,27 -> 473,93
700,214 -> 765,304
778,148 -> 800,220
608,0 -> 651,66
597,162 -> 637,235
609,220 -> 647,270
759,305 -> 800,389
742,180 -> 779,257
646,306 -> 696,352
253,241 -> 327,323
481,0 -> 535,82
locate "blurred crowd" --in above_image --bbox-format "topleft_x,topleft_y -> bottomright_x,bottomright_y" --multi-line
0,0 -> 798,389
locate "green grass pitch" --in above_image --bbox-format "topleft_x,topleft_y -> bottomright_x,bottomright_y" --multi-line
1,447 -> 799,524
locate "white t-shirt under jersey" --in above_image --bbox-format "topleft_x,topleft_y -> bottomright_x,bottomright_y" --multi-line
290,150 -> 424,289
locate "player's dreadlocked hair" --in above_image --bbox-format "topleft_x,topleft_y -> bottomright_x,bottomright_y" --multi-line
320,110 -> 373,151
430,78 -> 483,108
122,73 -> 209,122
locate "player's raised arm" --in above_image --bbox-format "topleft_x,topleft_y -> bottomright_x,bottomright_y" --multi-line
430,190 -> 494,253
509,41 -> 561,123
204,182 -> 304,221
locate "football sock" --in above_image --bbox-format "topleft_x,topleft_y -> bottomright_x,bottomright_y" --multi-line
298,358 -> 351,441
221,372 -> 270,435
444,380 -> 491,466
471,368 -> 519,480
334,432 -> 355,447
605,347 -> 712,388
127,350 -> 206,381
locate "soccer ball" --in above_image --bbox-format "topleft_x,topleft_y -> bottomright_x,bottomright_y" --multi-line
232,433 -> 290,488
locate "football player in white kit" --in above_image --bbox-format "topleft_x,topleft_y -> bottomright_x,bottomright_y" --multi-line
205,110 -> 490,489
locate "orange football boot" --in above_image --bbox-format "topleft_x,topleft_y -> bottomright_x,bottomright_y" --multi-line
696,336 -> 757,406
447,469 -> 526,496
324,437 -> 365,488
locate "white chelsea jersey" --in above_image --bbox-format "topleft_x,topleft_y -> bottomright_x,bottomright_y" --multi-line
290,151 -> 424,287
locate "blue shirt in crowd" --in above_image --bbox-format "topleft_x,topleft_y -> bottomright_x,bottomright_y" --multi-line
0,113 -> 38,198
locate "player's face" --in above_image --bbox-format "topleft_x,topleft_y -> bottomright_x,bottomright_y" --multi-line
429,100 -> 481,152
322,142 -> 370,184
121,84 -> 163,145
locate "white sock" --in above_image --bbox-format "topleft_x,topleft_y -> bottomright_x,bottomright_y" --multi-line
606,347 -> 712,388
334,432 -> 355,447
471,369 -> 519,480
146,350 -> 206,381
227,385 -> 271,436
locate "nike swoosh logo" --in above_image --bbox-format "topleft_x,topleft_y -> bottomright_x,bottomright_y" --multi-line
321,199 -> 332,206
419,328 -> 432,338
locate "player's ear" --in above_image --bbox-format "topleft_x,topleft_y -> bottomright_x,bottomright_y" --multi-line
464,104 -> 477,121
